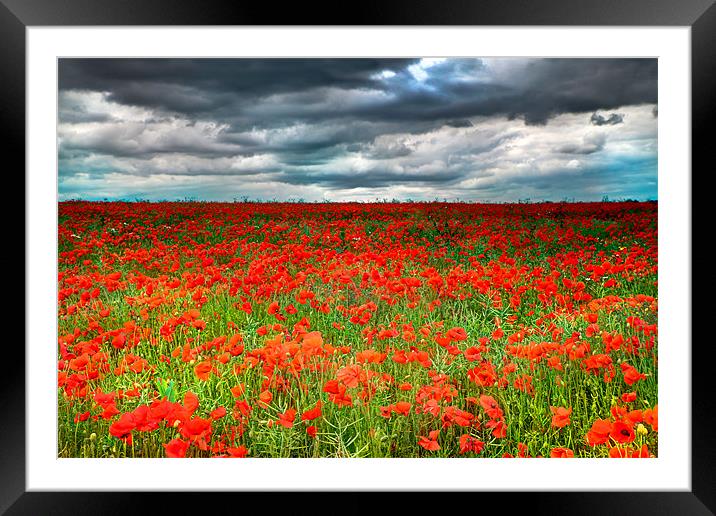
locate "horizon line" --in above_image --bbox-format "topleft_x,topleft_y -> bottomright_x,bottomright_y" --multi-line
58,198 -> 658,204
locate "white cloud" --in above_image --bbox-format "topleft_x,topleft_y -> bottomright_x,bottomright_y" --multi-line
60,103 -> 657,201
59,90 -> 154,123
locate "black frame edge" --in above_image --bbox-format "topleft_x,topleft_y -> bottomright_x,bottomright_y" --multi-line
691,1 -> 716,513
1,0 -> 715,26
1,1 -> 27,515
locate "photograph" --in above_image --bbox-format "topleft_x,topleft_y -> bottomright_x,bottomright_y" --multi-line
57,57 -> 659,459
9,3 -> 711,511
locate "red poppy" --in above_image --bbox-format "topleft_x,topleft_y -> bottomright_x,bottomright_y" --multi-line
550,447 -> 574,458
621,392 -> 637,403
621,363 -> 646,385
479,395 -> 503,419
609,421 -> 635,444
644,405 -> 658,431
586,419 -> 612,446
109,413 -> 135,441
74,411 -> 91,423
111,333 -> 127,350
301,401 -> 323,422
164,438 -> 190,458
394,401 -> 411,416
608,446 -> 630,458
464,347 -> 482,362
277,408 -> 296,428
486,419 -> 507,439
336,365 -> 363,389
446,327 -> 468,341
268,301 -> 280,315
550,406 -> 572,428
180,417 -> 212,440
210,406 -> 227,420
183,391 -> 199,414
630,445 -> 650,458
458,434 -> 485,454
227,445 -> 249,458
418,430 -> 440,451
194,361 -> 212,381
379,405 -> 392,418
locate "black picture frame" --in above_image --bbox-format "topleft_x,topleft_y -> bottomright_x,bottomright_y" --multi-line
6,0 -> 715,514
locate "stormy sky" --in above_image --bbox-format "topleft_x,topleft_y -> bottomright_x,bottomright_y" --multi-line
58,58 -> 657,202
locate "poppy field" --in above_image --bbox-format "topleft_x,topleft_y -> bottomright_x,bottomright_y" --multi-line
58,201 -> 658,458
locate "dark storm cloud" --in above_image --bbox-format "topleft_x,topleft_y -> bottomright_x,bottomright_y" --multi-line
503,59 -> 655,125
59,58 -> 420,115
60,58 -> 656,127
590,112 -> 625,126
325,58 -> 656,127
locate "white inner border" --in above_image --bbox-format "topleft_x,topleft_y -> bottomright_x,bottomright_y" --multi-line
27,27 -> 690,491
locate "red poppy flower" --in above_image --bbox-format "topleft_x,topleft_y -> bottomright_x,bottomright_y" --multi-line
259,390 -> 273,405
621,392 -> 637,403
183,391 -> 199,414
608,446 -> 630,458
630,445 -> 650,458
210,406 -> 227,420
550,406 -> 572,428
301,401 -> 323,422
550,447 -> 574,458
164,438 -> 190,458
180,417 -> 212,441
336,364 -> 363,389
586,419 -> 612,446
446,327 -> 468,341
227,445 -> 249,458
609,421 -> 635,444
268,301 -> 280,315
109,413 -> 135,440
479,395 -> 503,419
621,363 -> 646,385
644,405 -> 658,431
463,347 -> 481,362
458,434 -> 485,454
418,430 -> 440,451
394,401 -> 411,416
486,419 -> 507,439
194,361 -> 212,381
277,408 -> 296,428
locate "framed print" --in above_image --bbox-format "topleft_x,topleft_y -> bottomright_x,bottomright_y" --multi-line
7,0 -> 715,514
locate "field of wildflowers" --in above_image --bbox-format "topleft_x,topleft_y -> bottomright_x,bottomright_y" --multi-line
57,201 -> 657,458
